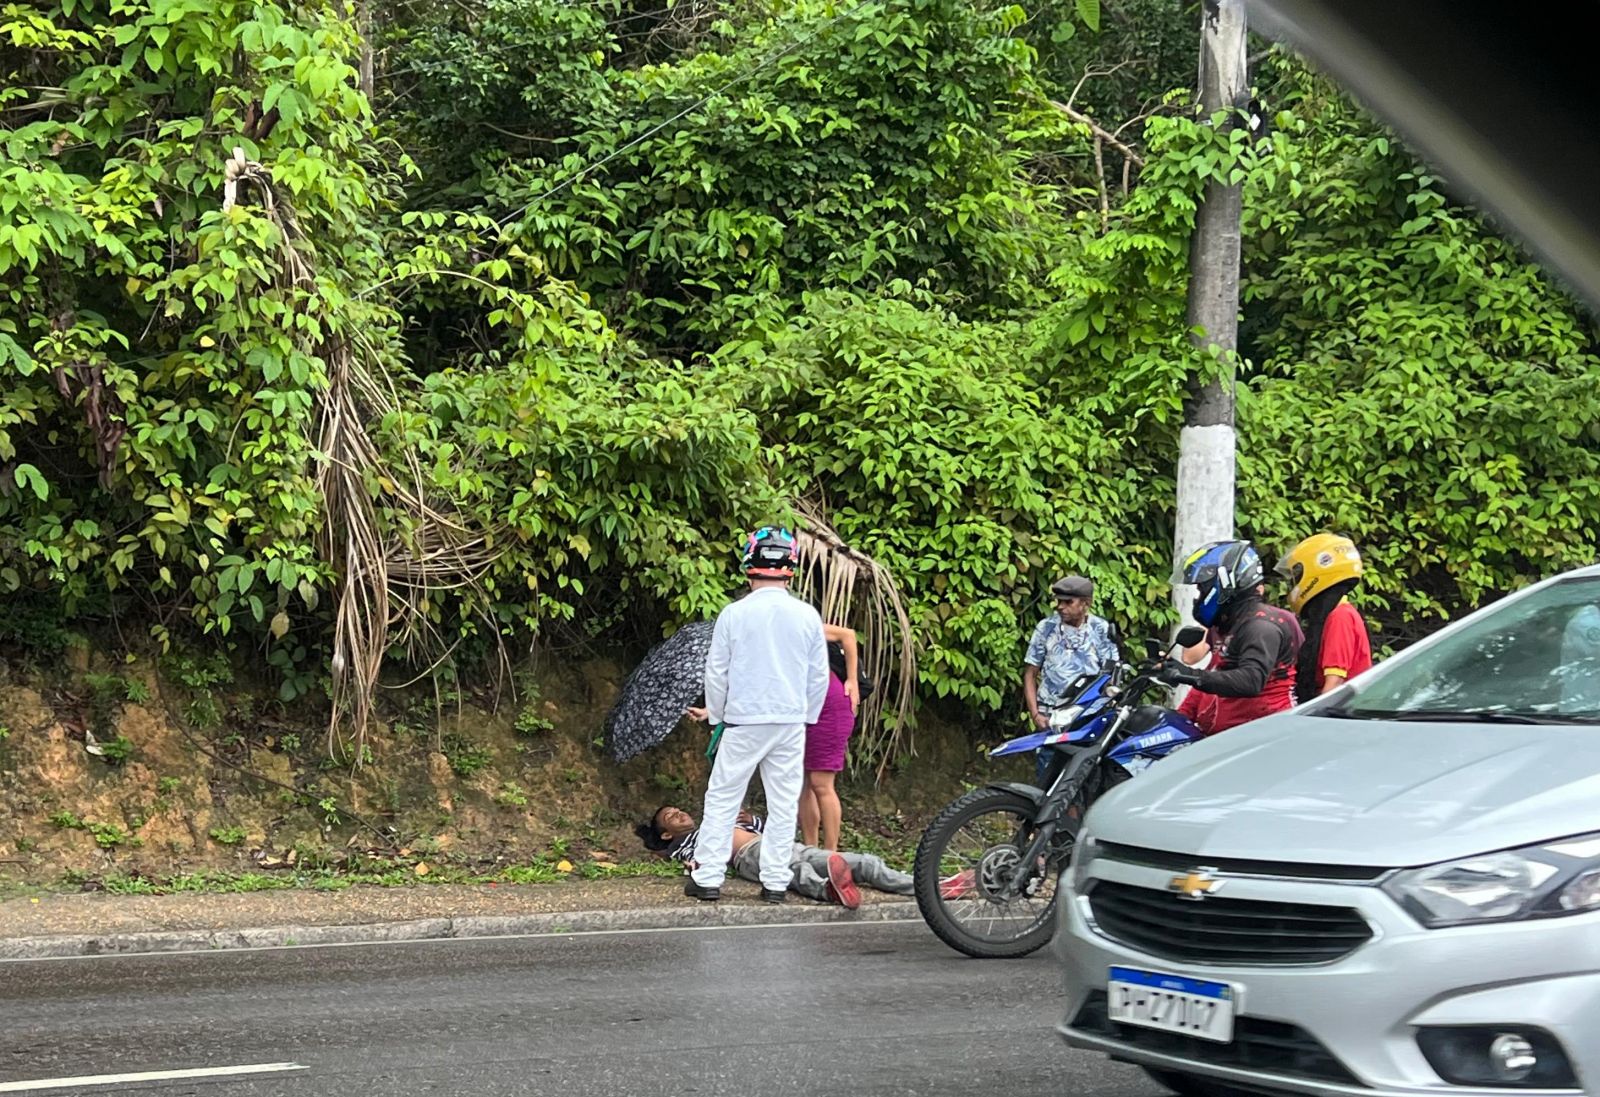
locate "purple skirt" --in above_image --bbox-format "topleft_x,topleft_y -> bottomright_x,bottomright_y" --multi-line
805,673 -> 856,772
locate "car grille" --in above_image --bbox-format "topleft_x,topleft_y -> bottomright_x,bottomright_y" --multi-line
1070,991 -> 1365,1086
1094,840 -> 1388,882
1087,880 -> 1373,965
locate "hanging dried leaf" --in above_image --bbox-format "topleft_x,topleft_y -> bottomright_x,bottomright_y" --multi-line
792,498 -> 918,782
221,152 -> 510,765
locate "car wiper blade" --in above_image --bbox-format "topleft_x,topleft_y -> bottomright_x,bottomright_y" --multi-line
1392,710 -> 1557,724
1319,707 -> 1587,725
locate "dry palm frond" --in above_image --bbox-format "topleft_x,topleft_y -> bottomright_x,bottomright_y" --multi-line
792,498 -> 917,781
223,151 -> 507,761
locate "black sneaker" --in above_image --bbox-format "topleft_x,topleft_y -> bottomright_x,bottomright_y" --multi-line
684,879 -> 721,902
760,888 -> 787,905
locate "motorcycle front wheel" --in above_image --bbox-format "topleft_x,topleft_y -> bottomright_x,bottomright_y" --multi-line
912,787 -> 1071,959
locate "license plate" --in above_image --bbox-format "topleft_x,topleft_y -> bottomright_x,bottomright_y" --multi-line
1108,966 -> 1236,1043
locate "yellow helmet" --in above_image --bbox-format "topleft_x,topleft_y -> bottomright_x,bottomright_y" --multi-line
1276,534 -> 1363,614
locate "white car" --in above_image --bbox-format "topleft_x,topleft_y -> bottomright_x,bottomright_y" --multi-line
1057,564 -> 1600,1096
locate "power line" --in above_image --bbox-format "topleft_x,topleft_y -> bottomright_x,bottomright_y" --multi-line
493,0 -> 880,228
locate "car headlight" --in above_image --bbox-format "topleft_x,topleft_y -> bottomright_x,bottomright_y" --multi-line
1385,833 -> 1600,928
1067,835 -> 1098,893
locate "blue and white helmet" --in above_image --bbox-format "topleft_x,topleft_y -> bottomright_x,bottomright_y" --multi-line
1183,540 -> 1264,627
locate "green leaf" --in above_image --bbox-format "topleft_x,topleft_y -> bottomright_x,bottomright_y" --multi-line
12,464 -> 48,501
1074,0 -> 1101,32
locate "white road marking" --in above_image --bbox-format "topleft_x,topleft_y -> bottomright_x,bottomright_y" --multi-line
3,916 -> 923,964
0,1062 -> 307,1092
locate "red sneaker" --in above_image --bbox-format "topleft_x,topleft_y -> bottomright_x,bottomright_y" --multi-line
825,853 -> 862,910
940,869 -> 976,900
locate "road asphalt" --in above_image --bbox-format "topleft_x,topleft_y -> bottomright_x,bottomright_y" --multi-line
0,919 -> 1155,1096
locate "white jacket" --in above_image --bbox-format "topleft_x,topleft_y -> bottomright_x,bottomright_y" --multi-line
704,587 -> 829,727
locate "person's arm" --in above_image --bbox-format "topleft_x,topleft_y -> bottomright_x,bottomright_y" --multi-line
704,613 -> 732,725
824,623 -> 861,711
1023,664 -> 1048,729
805,615 -> 829,724
1194,618 -> 1277,698
1024,621 -> 1049,729
1317,606 -> 1361,694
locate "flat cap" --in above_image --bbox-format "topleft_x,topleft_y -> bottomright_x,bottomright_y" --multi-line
1050,575 -> 1094,600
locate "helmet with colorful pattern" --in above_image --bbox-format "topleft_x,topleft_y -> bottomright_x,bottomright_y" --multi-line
740,526 -> 798,579
1183,539 -> 1265,627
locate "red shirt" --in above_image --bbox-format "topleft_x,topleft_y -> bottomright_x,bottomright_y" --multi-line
1177,670 -> 1296,735
1175,604 -> 1301,736
1313,600 -> 1373,694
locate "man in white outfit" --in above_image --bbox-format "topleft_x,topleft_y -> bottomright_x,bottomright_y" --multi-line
685,526 -> 829,904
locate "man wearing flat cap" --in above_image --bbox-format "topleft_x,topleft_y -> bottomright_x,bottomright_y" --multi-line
1023,575 -> 1120,735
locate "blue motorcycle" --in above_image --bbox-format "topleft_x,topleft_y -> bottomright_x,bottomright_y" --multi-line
912,627 -> 1207,959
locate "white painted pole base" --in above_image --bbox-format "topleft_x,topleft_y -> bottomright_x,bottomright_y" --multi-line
1172,422 -> 1237,621
1170,422 -> 1237,706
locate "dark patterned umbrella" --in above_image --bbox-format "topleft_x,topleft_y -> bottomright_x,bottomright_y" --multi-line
604,620 -> 716,763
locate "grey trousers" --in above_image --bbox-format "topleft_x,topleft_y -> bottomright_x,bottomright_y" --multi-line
731,839 -> 914,901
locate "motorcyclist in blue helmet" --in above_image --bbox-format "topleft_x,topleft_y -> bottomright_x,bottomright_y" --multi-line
1157,540 -> 1304,735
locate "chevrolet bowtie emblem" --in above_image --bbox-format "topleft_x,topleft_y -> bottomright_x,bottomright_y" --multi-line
1168,869 -> 1223,900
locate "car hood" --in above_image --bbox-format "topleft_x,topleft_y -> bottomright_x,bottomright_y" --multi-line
1086,713 -> 1600,867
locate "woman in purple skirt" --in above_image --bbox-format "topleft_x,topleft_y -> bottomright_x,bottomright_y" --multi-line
799,624 -> 860,851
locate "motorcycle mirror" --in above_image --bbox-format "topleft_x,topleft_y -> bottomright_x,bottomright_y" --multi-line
1143,638 -> 1163,661
1174,625 -> 1206,649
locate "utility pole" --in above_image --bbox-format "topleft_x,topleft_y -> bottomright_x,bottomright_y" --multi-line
1173,0 -> 1248,623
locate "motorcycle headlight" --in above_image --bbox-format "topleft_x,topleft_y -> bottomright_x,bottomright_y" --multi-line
1048,705 -> 1083,729
1385,833 -> 1600,928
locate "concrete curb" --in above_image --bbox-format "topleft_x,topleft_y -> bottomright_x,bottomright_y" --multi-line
0,900 -> 921,960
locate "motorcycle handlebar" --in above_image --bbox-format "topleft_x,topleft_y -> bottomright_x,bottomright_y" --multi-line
1112,663 -> 1167,707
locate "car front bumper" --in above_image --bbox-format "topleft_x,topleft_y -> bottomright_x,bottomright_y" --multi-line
1055,855 -> 1600,1096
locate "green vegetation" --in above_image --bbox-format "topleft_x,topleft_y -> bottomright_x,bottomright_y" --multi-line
50,811 -> 135,848
208,826 -> 249,846
1,0 -> 1595,764
495,781 -> 530,807
443,734 -> 494,778
71,857 -> 679,895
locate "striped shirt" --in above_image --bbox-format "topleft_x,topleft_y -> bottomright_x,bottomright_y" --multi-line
666,815 -> 766,865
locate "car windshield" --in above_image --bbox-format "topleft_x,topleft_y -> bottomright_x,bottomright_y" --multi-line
1324,575 -> 1600,723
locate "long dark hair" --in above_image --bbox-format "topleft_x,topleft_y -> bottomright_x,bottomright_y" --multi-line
1294,579 -> 1359,705
634,805 -> 677,852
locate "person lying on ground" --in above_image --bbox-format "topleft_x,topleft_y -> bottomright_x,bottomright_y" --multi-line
634,805 -> 913,910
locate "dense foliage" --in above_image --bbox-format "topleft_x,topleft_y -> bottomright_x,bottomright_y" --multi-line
3,0 -> 1598,749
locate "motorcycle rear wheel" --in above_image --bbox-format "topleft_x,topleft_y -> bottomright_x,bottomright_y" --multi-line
912,787 -> 1070,959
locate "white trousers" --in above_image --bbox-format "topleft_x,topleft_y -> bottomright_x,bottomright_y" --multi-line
691,722 -> 806,891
